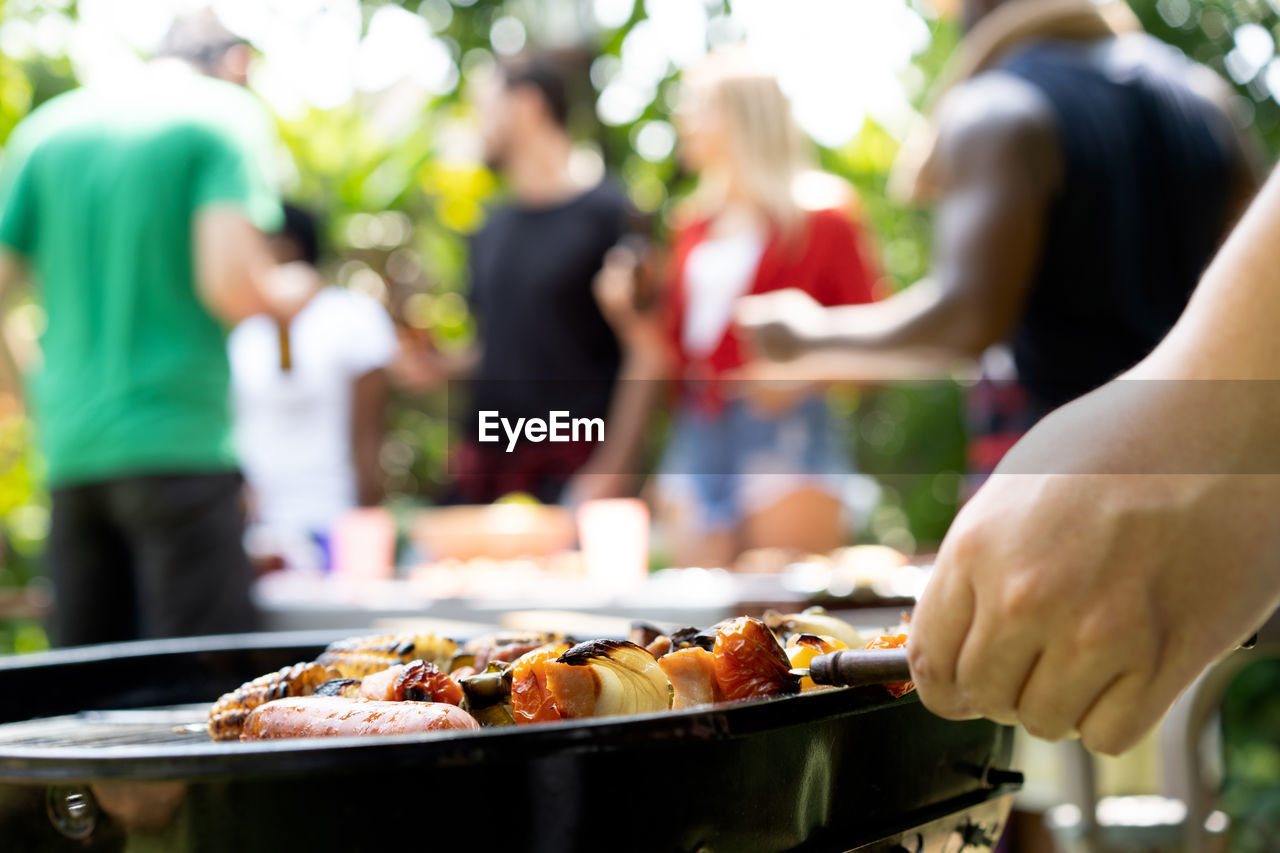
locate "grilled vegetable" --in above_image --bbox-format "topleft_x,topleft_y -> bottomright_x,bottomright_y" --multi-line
359,660 -> 464,705
509,646 -> 570,724
763,607 -> 864,649
554,640 -> 672,719
713,617 -> 800,701
658,646 -> 723,709
864,634 -> 915,698
460,662 -> 515,710
469,703 -> 515,727
628,621 -> 666,648
241,696 -> 479,740
509,640 -> 672,724
314,678 -> 362,698
316,633 -> 458,676
784,634 -> 849,690
458,661 -> 517,727
464,632 -> 563,669
644,635 -> 672,659
209,661 -> 339,741
669,625 -> 719,652
448,652 -> 476,672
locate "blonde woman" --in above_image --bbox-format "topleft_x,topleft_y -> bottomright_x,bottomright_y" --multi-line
599,53 -> 881,568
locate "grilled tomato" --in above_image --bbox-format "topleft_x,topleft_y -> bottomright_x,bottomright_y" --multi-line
509,646 -> 570,724
712,616 -> 800,701
864,633 -> 914,698
785,634 -> 850,690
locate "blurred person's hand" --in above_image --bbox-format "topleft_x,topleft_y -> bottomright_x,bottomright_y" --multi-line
910,381 -> 1280,755
735,288 -> 833,362
594,246 -> 668,356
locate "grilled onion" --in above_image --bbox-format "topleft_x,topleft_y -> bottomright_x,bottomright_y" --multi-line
763,607 -> 863,649
555,640 -> 672,718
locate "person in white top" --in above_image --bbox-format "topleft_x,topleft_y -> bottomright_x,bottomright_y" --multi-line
229,204 -> 397,567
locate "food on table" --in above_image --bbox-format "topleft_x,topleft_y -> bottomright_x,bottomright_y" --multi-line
712,616 -> 801,701
210,613 -> 914,742
240,696 -> 479,740
863,633 -> 914,698
209,661 -> 339,741
658,647 -> 723,709
785,634 -> 850,691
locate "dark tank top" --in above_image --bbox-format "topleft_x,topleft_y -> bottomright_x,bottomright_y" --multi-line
997,34 -> 1238,413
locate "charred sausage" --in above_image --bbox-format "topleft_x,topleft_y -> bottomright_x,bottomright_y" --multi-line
240,696 -> 479,740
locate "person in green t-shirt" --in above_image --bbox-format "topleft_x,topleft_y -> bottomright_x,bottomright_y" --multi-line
0,12 -> 311,645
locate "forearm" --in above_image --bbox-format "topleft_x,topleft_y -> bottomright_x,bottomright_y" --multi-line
820,279 -> 989,354
772,281 -> 985,381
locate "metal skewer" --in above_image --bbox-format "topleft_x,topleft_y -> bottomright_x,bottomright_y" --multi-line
791,648 -> 911,688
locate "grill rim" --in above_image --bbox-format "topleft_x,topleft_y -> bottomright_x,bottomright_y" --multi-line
0,631 -> 971,784
0,686 -> 916,782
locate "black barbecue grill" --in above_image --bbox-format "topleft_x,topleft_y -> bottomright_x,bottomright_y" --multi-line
0,631 -> 1020,852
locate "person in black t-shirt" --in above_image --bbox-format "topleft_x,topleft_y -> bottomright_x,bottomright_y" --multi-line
406,55 -> 640,505
734,0 -> 1263,484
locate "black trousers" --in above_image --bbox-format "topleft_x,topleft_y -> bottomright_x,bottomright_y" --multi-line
47,471 -> 258,646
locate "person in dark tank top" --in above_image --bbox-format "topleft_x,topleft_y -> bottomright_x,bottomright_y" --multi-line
734,0 -> 1264,476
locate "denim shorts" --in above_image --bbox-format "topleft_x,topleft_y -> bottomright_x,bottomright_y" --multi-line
655,395 -> 853,531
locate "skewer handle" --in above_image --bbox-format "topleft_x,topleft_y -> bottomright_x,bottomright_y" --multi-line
808,649 -> 911,687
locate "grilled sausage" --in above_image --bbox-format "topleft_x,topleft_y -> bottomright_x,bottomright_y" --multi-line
240,696 -> 479,740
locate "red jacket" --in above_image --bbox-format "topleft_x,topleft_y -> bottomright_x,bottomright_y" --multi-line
665,206 -> 880,393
